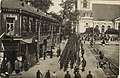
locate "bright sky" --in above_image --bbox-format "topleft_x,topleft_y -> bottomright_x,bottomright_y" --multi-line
48,0 -> 63,14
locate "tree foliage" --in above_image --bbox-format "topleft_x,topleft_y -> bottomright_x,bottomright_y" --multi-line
49,12 -> 63,22
24,0 -> 54,13
59,0 -> 76,20
64,21 -> 72,35
84,27 -> 100,35
105,28 -> 119,34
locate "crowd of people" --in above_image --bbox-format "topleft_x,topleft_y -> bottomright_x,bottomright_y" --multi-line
35,34 -> 93,78
2,34 -> 95,78
36,70 -> 93,78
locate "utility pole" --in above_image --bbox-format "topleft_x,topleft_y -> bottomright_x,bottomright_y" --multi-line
0,0 -> 2,52
0,0 -> 2,35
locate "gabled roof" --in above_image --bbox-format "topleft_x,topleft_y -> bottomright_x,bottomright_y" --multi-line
1,0 -> 59,22
2,0 -> 45,16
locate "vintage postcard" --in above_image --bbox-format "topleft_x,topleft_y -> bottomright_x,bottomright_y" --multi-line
0,0 -> 119,78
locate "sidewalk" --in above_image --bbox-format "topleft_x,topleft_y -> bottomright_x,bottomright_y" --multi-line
10,39 -> 68,78
81,44 -> 107,78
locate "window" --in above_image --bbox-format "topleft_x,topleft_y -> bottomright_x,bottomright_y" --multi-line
107,26 -> 111,30
83,0 -> 87,8
118,24 -> 120,31
86,23 -> 88,27
6,18 -> 15,36
7,24 -> 9,33
101,25 -> 105,32
11,24 -> 13,31
96,25 -> 99,28
31,19 -> 36,33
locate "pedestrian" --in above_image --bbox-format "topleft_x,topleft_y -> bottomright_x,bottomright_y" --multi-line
102,39 -> 105,47
84,40 -> 86,44
74,66 -> 79,74
64,71 -> 71,78
23,59 -> 28,71
15,60 -> 20,74
6,61 -> 11,74
60,61 -> 63,70
86,71 -> 93,78
76,57 -> 81,67
57,49 -> 61,57
99,52 -> 104,60
81,48 -> 84,58
44,52 -> 46,60
52,71 -> 57,78
36,70 -> 43,78
74,71 -> 81,78
5,72 -> 9,78
45,70 -> 50,78
81,58 -> 86,72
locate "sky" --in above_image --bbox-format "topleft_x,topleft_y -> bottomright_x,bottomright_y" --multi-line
48,0 -> 63,14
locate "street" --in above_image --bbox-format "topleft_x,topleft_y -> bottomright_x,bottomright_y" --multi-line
9,39 -> 119,78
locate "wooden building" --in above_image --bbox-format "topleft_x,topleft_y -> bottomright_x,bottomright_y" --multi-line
0,0 -> 60,71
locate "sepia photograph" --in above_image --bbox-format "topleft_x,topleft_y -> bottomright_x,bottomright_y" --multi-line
0,0 -> 119,78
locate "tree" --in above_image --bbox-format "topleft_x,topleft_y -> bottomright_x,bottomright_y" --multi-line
64,21 -> 72,35
59,0 -> 76,20
24,0 -> 54,13
84,27 -> 100,36
105,28 -> 119,34
49,12 -> 63,22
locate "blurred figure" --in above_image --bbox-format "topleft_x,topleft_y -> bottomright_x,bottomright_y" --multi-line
15,60 -> 20,74
23,59 -> 28,71
45,70 -> 50,78
99,52 -> 104,60
74,66 -> 79,74
52,71 -> 57,78
6,61 -> 11,74
64,71 -> 71,78
86,71 -> 93,78
74,71 -> 81,78
101,39 -> 105,47
81,58 -> 86,72
36,70 -> 43,78
81,48 -> 84,58
5,72 -> 9,78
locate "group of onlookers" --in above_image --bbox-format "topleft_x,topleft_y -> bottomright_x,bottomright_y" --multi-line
36,70 -> 93,78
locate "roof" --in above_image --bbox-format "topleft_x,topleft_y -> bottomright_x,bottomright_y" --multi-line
21,38 -> 33,44
2,0 -> 45,16
115,17 -> 120,21
92,3 -> 120,21
1,0 -> 59,22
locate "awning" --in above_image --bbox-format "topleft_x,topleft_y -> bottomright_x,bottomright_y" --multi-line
115,17 -> 120,21
21,38 -> 33,44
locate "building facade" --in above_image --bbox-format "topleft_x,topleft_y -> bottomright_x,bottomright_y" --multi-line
77,0 -> 120,33
0,0 -> 60,72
